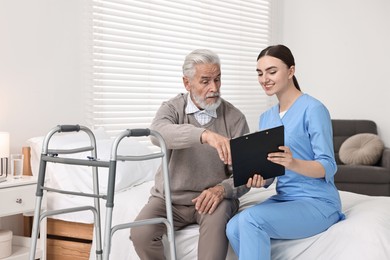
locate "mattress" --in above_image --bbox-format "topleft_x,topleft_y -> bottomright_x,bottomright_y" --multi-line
90,181 -> 390,260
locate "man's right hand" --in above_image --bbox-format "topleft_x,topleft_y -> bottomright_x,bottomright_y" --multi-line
201,129 -> 231,165
246,174 -> 266,188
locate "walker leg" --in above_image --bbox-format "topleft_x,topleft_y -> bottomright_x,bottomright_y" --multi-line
103,207 -> 114,260
29,197 -> 43,260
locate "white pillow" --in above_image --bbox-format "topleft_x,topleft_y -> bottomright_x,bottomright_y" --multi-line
339,133 -> 384,165
26,128 -> 159,193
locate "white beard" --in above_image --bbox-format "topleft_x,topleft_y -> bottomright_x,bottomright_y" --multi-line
192,92 -> 222,110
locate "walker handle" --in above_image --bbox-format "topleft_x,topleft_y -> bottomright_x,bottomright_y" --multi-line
58,125 -> 81,133
127,129 -> 150,137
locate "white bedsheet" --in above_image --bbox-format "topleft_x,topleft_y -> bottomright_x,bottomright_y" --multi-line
90,181 -> 390,260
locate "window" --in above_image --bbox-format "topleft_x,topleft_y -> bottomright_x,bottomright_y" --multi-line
88,0 -> 276,140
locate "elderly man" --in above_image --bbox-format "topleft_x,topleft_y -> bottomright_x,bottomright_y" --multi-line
130,49 -> 249,260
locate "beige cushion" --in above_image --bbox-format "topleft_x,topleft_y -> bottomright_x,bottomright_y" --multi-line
339,133 -> 384,165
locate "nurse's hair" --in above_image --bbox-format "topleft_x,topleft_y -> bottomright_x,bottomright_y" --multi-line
257,44 -> 301,91
182,49 -> 220,79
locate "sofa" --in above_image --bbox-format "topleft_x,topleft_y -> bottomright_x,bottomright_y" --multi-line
332,119 -> 390,196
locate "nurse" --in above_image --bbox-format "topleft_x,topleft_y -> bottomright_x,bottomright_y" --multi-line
226,44 -> 345,259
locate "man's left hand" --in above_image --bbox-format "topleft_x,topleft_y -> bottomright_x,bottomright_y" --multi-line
191,185 -> 225,215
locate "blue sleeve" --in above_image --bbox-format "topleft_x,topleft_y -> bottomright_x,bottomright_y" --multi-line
306,104 -> 337,182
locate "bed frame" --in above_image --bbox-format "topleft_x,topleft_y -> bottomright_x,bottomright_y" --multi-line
23,147 -> 93,260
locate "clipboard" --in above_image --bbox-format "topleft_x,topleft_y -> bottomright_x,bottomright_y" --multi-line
230,125 -> 285,187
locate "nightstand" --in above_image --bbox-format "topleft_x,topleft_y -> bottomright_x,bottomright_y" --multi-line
0,176 -> 46,260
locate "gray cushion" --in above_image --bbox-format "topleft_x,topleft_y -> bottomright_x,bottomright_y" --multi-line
339,133 -> 384,165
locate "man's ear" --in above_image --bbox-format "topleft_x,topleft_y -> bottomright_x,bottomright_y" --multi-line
183,76 -> 191,91
288,66 -> 295,79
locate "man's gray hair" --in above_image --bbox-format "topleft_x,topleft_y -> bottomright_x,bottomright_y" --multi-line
182,49 -> 220,79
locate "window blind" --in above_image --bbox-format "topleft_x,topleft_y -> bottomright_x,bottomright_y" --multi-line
88,0 -> 275,140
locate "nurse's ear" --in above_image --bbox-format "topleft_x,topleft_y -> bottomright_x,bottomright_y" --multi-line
288,65 -> 295,80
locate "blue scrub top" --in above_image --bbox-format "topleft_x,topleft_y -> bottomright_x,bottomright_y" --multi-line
260,94 -> 343,217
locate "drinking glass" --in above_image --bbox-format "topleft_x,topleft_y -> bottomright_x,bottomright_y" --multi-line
10,154 -> 24,179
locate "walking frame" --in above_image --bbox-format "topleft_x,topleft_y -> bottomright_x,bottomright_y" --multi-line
28,125 -> 176,260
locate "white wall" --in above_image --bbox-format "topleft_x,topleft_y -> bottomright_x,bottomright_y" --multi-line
0,0 -> 87,155
0,0 -> 87,235
278,0 -> 390,146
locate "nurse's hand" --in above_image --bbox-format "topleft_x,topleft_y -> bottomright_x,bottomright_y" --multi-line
246,174 -> 266,188
268,146 -> 293,169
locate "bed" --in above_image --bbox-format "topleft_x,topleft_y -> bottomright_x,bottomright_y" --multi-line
92,181 -> 390,260
25,130 -> 390,260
